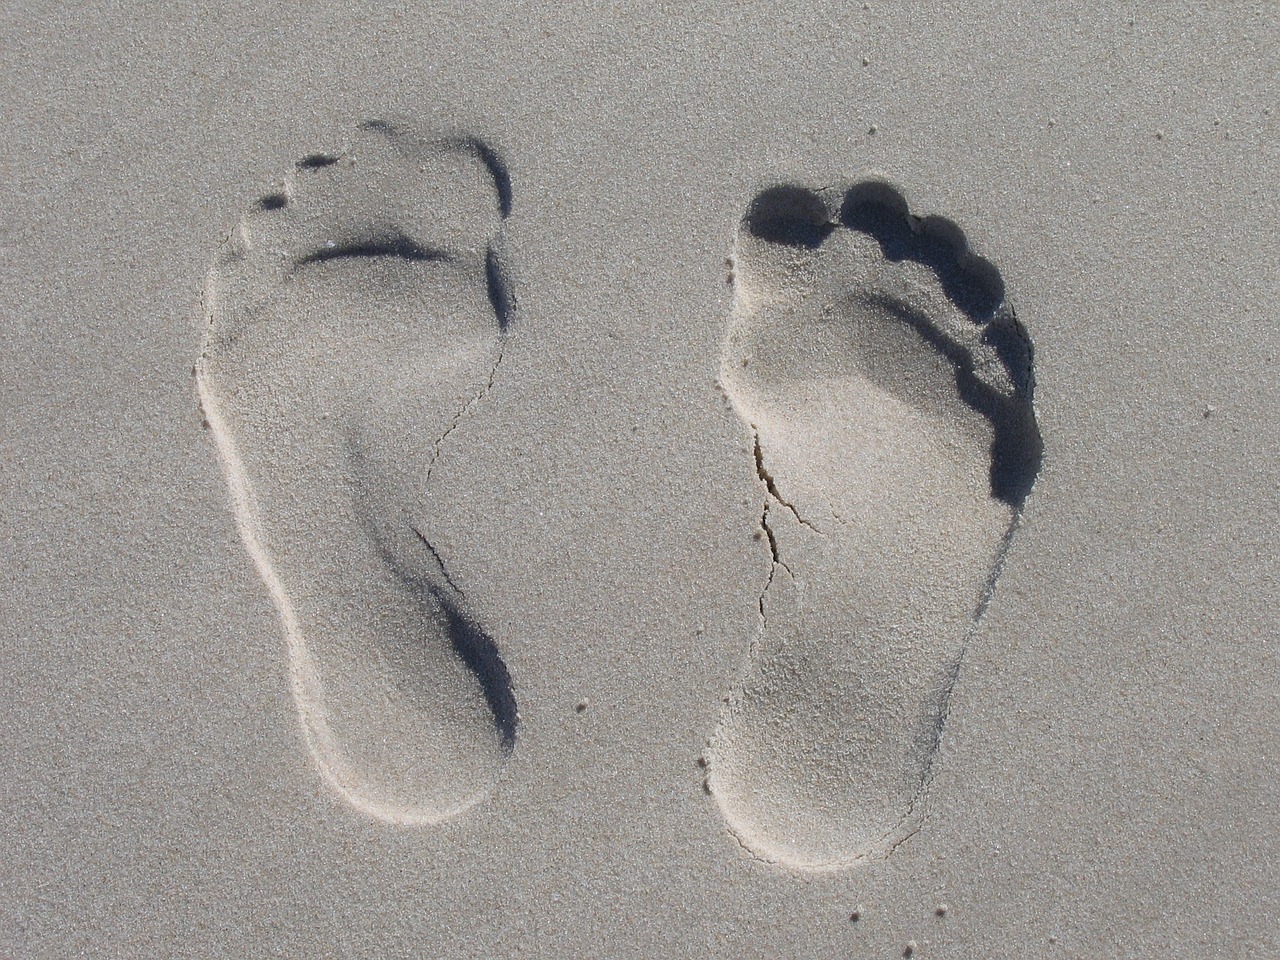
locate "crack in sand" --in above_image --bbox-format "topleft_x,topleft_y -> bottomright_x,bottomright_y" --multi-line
751,427 -> 818,532
423,339 -> 507,487
750,424 -> 815,630
759,501 -> 792,576
412,333 -> 507,596
411,525 -> 466,598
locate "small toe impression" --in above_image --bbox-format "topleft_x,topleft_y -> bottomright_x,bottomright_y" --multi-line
257,193 -> 289,212
296,152 -> 341,170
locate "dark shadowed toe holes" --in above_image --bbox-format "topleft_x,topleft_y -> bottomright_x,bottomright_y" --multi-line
840,181 -> 1005,319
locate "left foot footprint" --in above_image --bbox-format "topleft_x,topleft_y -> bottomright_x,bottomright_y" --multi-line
196,120 -> 517,824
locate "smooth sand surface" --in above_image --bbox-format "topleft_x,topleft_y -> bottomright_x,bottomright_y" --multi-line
3,3 -> 1278,957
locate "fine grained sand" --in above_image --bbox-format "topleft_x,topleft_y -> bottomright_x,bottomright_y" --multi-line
3,3 -> 1278,958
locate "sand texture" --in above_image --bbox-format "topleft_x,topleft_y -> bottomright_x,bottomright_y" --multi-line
3,3 -> 1278,958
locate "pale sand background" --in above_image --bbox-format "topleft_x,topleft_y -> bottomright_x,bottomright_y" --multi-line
3,3 -> 1277,957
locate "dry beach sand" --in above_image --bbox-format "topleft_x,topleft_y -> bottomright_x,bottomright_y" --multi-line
3,3 -> 1278,957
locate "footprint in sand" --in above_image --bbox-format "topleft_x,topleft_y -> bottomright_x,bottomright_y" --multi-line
196,120 -> 517,824
707,181 -> 1042,868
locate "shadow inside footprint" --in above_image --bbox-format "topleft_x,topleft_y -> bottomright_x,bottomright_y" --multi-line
435,589 -> 518,749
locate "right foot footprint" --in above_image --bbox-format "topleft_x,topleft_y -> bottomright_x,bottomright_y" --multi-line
196,121 -> 517,824
707,180 -> 1042,868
